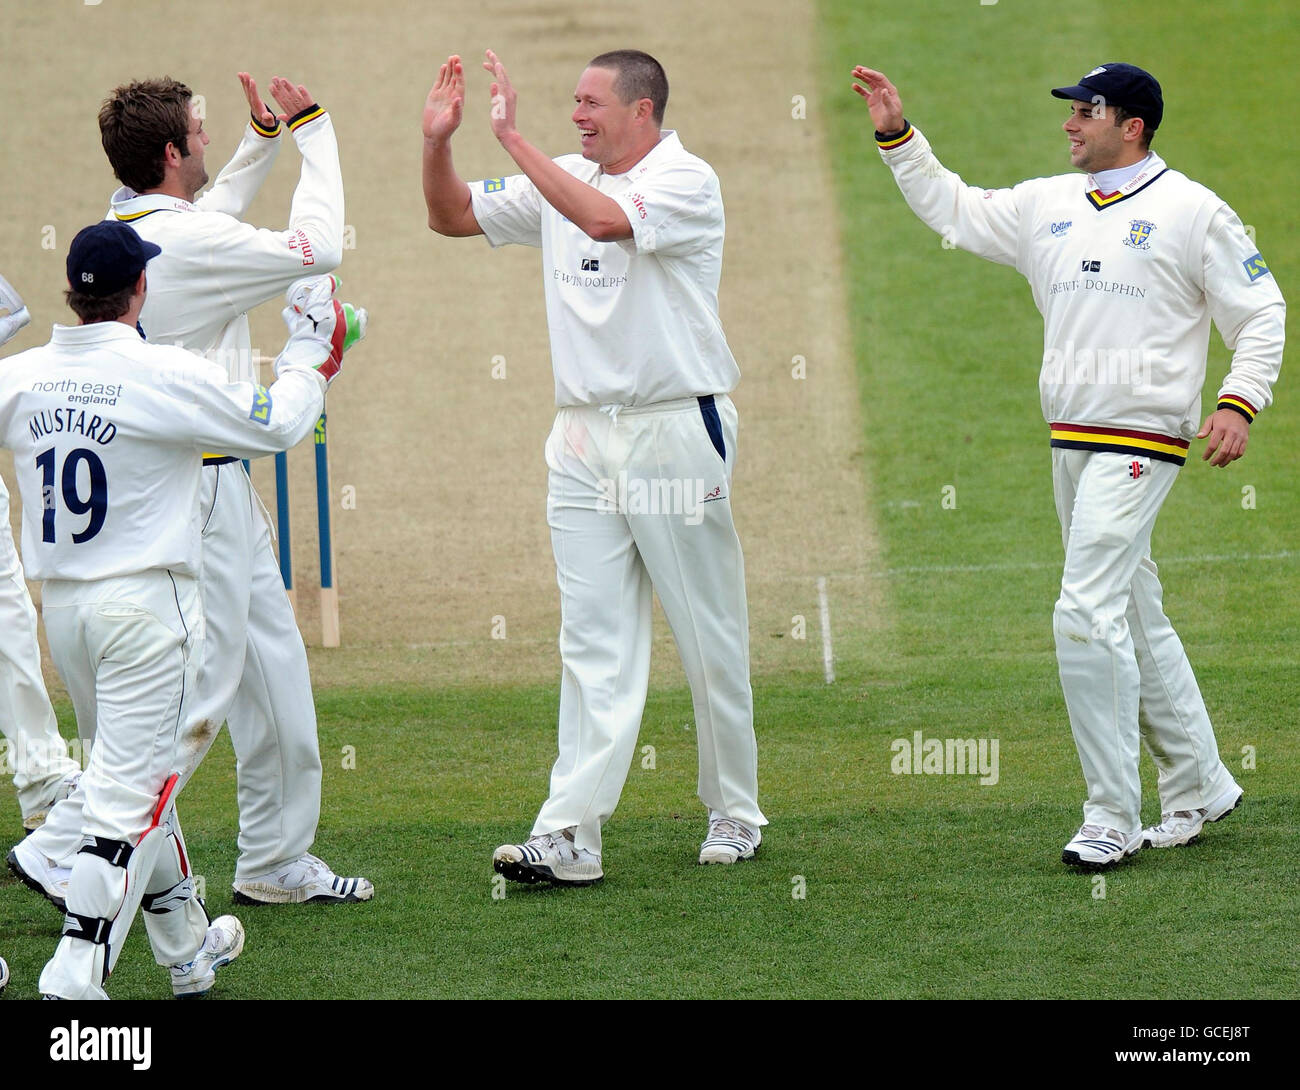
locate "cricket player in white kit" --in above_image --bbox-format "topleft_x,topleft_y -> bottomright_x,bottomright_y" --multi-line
0,274 -> 83,833
853,63 -> 1284,869
16,74 -> 372,904
423,49 -> 766,884
0,222 -> 364,998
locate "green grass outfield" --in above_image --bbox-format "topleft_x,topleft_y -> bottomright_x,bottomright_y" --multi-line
3,0 -> 1298,999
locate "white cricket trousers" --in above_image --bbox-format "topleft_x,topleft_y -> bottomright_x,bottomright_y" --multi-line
191,462 -> 323,878
38,571 -> 208,1000
533,395 -> 766,855
1052,449 -> 1238,832
0,476 -> 80,819
27,463 -> 323,879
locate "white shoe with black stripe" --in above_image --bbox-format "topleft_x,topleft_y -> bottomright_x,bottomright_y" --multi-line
699,817 -> 761,864
1142,784 -> 1243,849
1061,824 -> 1142,871
492,828 -> 604,886
231,853 -> 374,905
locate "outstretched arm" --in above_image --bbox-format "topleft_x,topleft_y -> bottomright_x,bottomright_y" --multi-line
483,50 -> 630,242
184,80 -> 345,324
850,63 -> 1023,267
422,55 -> 482,237
193,73 -> 288,217
851,66 -> 906,135
185,276 -> 367,458
275,78 -> 345,276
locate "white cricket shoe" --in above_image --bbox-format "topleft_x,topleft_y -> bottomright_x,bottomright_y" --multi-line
1061,824 -> 1143,870
0,955 -> 9,996
1142,785 -> 1243,849
492,828 -> 604,886
6,838 -> 70,911
170,915 -> 245,998
231,853 -> 374,905
21,770 -> 82,835
699,816 -> 761,864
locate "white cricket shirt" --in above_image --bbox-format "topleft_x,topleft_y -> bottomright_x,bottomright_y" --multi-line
0,322 -> 324,581
877,125 -> 1285,464
108,109 -> 343,384
470,130 -> 740,407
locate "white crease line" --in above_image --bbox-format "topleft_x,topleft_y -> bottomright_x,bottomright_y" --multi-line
817,576 -> 835,684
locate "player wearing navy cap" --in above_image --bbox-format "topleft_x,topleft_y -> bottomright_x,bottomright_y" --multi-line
0,222 -> 365,997
12,74 -> 372,909
852,62 -> 1284,869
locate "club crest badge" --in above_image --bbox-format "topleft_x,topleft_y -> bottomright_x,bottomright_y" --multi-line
1124,219 -> 1156,250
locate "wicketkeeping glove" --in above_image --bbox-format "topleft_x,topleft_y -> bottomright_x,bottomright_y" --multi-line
0,272 -> 31,348
276,274 -> 367,384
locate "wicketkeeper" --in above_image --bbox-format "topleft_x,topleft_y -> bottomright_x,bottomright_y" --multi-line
0,223 -> 365,998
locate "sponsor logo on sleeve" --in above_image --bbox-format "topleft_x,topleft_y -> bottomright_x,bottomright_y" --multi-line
1243,253 -> 1271,282
628,192 -> 648,220
287,229 -> 315,266
483,178 -> 505,193
249,385 -> 272,424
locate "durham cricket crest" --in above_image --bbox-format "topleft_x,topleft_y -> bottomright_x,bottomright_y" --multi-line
1124,219 -> 1156,250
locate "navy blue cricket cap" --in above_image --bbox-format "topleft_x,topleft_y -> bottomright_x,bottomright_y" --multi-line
66,221 -> 162,297
1051,62 -> 1163,133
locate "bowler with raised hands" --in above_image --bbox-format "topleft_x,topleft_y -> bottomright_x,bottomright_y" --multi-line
423,48 -> 767,886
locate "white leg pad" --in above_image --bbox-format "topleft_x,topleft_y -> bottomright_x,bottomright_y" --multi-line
38,824 -> 168,999
141,811 -> 209,967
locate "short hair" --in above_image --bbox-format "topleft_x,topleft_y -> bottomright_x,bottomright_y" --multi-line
99,77 -> 194,193
1113,105 -> 1155,149
588,50 -> 668,124
64,283 -> 136,324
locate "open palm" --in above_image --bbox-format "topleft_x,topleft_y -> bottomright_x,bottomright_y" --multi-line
424,55 -> 465,142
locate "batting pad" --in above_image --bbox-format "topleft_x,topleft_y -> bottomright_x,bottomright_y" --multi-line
37,776 -> 178,999
141,811 -> 209,967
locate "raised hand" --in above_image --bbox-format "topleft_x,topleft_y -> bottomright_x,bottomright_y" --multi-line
851,66 -> 906,134
482,49 -> 518,142
0,272 -> 30,347
423,55 -> 466,143
268,77 -> 315,121
238,72 -> 276,129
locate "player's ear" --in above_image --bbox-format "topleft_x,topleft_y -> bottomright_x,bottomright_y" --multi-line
135,270 -> 147,297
